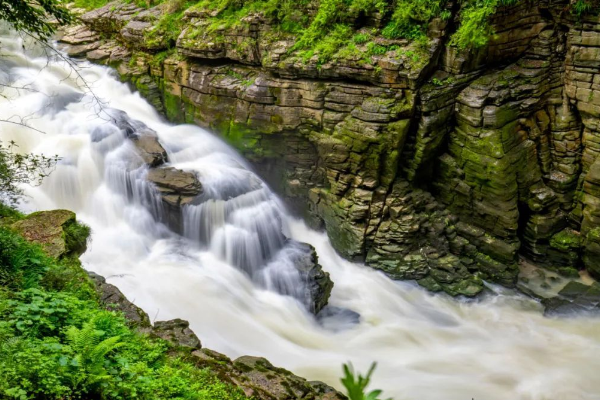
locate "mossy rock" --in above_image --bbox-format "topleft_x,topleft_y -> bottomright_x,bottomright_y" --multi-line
549,228 -> 581,252
12,210 -> 90,258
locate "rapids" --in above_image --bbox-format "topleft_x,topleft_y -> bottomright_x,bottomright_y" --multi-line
1,29 -> 600,400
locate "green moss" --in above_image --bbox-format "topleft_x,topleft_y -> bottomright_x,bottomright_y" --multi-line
72,0 -> 111,10
550,229 -> 581,252
163,89 -> 185,122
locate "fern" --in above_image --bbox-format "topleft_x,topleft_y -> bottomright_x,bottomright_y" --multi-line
66,319 -> 125,385
341,362 -> 391,400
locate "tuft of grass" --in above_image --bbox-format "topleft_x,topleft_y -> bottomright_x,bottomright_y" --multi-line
63,220 -> 91,255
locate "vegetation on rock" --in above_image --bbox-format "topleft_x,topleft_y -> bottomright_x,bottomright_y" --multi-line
0,206 -> 248,400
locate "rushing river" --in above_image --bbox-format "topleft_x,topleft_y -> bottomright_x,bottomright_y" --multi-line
1,30 -> 600,400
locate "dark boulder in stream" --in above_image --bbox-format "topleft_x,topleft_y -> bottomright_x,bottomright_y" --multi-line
543,281 -> 600,316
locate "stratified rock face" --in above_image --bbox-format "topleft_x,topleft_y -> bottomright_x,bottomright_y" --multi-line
62,0 -> 600,295
12,210 -> 87,258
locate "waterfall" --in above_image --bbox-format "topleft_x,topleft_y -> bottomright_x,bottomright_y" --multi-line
1,29 -> 600,400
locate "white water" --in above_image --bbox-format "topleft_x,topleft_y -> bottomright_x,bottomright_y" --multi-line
1,31 -> 600,400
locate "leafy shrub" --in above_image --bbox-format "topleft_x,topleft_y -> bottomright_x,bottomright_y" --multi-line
0,216 -> 247,400
0,227 -> 48,289
63,221 -> 91,255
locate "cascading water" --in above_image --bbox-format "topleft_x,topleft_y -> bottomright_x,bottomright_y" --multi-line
2,28 -> 600,400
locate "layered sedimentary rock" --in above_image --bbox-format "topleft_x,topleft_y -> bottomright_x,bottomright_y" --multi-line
60,0 -> 600,296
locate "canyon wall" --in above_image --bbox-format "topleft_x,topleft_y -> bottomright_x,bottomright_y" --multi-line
60,0 -> 600,296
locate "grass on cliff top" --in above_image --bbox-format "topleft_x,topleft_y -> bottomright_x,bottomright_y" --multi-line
73,0 -> 600,65
0,205 -> 248,400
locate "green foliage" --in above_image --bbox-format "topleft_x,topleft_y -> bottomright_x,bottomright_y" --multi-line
341,362 -> 390,400
0,226 -> 48,289
2,288 -> 93,337
63,221 -> 91,255
0,141 -> 59,206
381,0 -> 445,40
0,214 -> 247,400
0,0 -> 72,39
353,33 -> 371,44
145,0 -> 195,47
0,203 -> 23,225
72,0 -> 112,10
572,0 -> 600,16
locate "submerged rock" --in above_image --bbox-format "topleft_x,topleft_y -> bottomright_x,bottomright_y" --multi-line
542,281 -> 600,316
12,210 -> 88,258
316,306 -> 361,331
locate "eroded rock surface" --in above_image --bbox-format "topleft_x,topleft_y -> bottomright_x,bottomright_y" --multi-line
12,210 -> 87,258
61,0 -> 600,296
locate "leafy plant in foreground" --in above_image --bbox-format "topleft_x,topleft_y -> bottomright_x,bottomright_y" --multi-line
341,362 -> 391,400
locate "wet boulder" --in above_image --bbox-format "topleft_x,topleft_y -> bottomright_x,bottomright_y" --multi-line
147,167 -> 202,232
109,109 -> 168,167
147,167 -> 202,207
132,135 -> 168,167
542,281 -> 600,316
12,210 -> 89,258
292,242 -> 334,314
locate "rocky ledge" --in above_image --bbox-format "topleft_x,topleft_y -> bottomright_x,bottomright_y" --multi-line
14,210 -> 344,399
60,0 -> 600,299
90,270 -> 344,400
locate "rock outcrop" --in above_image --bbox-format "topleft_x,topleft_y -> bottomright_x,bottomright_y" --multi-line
60,0 -> 600,296
12,210 -> 89,258
542,281 -> 600,316
88,271 -> 152,327
88,269 -> 345,400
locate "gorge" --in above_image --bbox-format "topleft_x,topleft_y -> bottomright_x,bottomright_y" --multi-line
1,0 -> 600,399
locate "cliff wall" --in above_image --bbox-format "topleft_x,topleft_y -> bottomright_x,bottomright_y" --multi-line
60,0 -> 600,296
